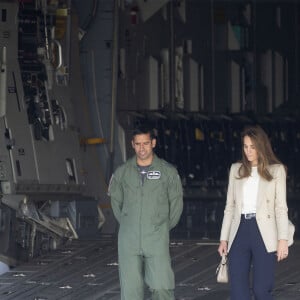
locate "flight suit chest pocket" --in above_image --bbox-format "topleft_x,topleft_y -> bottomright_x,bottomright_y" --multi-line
146,178 -> 167,200
121,181 -> 139,213
149,180 -> 169,224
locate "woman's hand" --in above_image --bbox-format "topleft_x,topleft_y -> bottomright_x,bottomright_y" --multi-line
277,239 -> 289,261
218,240 -> 228,256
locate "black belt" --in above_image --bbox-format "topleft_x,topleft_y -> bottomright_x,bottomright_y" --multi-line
242,213 -> 256,220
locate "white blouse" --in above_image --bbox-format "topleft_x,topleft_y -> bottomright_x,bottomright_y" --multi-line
242,166 -> 260,214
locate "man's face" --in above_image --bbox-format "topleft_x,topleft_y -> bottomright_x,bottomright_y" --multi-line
131,133 -> 156,165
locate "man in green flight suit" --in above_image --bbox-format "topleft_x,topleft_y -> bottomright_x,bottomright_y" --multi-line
109,125 -> 183,300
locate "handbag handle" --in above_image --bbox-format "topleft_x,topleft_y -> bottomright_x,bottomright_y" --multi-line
221,253 -> 227,265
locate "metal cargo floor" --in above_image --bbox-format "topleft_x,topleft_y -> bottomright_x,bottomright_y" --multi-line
0,238 -> 299,300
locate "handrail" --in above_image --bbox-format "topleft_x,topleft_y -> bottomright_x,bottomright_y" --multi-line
52,39 -> 63,70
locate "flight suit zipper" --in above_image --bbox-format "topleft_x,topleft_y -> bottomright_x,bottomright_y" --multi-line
139,186 -> 144,254
138,170 -> 143,254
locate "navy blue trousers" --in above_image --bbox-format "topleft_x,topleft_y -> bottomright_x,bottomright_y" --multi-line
228,216 -> 277,300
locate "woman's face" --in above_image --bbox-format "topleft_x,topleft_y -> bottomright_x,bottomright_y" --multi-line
243,135 -> 258,166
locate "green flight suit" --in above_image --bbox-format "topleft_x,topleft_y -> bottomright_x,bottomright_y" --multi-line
109,155 -> 183,300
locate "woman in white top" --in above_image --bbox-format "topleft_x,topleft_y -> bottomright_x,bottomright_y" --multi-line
218,125 -> 290,300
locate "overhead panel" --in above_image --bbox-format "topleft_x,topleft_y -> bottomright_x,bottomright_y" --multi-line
230,60 -> 241,113
136,0 -> 169,22
260,50 -> 273,113
137,56 -> 159,110
184,57 -> 199,112
274,51 -> 284,109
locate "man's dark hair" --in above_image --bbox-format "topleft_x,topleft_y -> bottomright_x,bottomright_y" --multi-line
132,124 -> 156,140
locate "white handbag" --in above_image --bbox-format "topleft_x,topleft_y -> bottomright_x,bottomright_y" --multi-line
216,254 -> 229,283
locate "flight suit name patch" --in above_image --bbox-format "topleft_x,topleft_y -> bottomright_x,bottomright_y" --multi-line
147,171 -> 161,179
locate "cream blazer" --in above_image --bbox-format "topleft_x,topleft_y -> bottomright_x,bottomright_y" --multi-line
220,163 -> 289,253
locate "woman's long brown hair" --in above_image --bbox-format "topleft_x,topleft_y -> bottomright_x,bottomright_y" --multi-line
238,125 -> 283,181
